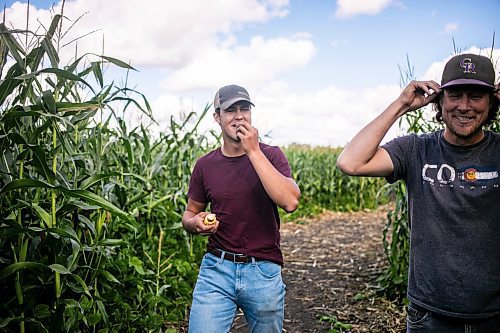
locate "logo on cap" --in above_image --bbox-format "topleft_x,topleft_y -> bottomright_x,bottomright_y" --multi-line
459,58 -> 476,74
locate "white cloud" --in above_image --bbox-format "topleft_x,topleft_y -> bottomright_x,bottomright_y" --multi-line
253,83 -> 402,147
161,35 -> 316,93
259,46 -> 500,147
335,0 -> 398,18
330,39 -> 350,48
439,22 -> 459,35
4,2 -> 497,149
2,0 -> 290,68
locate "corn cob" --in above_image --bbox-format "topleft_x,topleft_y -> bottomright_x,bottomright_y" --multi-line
204,213 -> 216,225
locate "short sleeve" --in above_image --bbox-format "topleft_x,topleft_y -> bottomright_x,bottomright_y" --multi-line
381,135 -> 416,184
265,145 -> 292,178
187,160 -> 208,203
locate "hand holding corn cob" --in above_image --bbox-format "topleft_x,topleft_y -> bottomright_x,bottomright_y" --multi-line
204,213 -> 216,225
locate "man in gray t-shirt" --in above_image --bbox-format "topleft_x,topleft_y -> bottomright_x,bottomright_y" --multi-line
337,53 -> 500,332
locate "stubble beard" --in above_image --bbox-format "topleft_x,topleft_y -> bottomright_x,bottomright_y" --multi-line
444,115 -> 486,142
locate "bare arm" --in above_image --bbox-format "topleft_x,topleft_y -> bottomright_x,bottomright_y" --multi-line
236,123 -> 301,213
181,198 -> 219,235
336,80 -> 441,177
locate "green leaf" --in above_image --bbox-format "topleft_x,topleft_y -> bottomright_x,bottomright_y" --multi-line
96,299 -> 108,324
81,172 -> 121,190
42,89 -> 57,113
45,15 -> 63,40
0,178 -> 55,192
99,55 -> 136,71
80,296 -> 93,311
49,264 -> 71,274
63,298 -> 82,310
41,38 -> 59,68
0,262 -> 48,280
76,215 -> 96,237
98,239 -> 126,246
1,179 -> 135,224
129,256 -> 145,275
70,273 -> 91,296
16,200 -> 51,228
31,145 -> 56,183
32,203 -> 52,228
15,68 -> 95,94
99,270 -> 121,284
2,102 -> 99,117
57,201 -> 100,215
0,317 -> 15,328
34,304 -> 51,319
0,23 -> 26,71
47,225 -> 80,244
91,61 -> 103,87
87,313 -> 101,326
69,189 -> 135,224
57,101 -> 101,114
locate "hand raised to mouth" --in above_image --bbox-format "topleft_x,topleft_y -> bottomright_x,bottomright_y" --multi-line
235,122 -> 259,154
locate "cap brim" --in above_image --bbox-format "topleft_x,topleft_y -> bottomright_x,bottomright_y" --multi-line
441,79 -> 494,89
220,97 -> 255,111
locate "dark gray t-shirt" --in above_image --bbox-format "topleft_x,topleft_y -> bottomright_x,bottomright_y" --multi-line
382,130 -> 500,318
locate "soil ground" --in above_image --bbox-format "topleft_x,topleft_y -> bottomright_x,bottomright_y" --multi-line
230,206 -> 407,333
172,206 -> 408,332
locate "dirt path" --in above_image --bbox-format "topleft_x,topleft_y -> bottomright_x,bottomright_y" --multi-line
230,206 -> 407,333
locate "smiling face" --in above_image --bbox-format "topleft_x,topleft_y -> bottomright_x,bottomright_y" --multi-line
214,100 -> 252,143
440,86 -> 491,145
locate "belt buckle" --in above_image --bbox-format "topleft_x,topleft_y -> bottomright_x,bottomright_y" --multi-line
233,253 -> 249,263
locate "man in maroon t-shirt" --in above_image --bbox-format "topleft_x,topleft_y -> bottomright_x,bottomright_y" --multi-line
182,84 -> 300,333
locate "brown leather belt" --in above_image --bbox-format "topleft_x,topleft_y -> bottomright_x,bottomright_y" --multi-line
209,248 -> 258,263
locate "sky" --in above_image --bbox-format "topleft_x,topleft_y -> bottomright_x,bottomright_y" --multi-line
1,0 -> 500,147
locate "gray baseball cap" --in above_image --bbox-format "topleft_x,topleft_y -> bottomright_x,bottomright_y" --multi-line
213,84 -> 255,111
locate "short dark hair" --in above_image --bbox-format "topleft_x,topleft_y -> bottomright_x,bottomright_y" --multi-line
432,88 -> 499,125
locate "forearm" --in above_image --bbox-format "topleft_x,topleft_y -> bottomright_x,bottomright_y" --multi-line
182,210 -> 198,234
247,149 -> 300,213
336,99 -> 407,176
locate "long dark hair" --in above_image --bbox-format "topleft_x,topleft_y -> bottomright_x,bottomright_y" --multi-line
432,87 -> 499,125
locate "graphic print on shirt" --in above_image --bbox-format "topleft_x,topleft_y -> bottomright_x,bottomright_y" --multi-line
422,163 -> 499,188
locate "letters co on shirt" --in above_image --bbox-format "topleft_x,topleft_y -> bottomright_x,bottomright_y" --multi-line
421,164 -> 499,189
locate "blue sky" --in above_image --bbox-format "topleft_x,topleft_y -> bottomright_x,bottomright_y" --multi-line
2,0 -> 499,146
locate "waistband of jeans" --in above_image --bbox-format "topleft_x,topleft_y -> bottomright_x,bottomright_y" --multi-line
208,248 -> 261,263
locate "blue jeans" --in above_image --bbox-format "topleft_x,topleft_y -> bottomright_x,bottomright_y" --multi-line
407,302 -> 500,333
188,251 -> 286,333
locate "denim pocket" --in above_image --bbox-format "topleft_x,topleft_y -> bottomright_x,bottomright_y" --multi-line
255,260 -> 281,279
200,252 -> 220,269
407,303 -> 430,326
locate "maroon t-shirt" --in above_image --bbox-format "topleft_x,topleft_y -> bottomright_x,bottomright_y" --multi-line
187,143 -> 292,265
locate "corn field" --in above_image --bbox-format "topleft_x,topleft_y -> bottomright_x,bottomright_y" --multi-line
0,12 -> 396,332
0,13 -> 218,332
282,144 -> 390,219
3,7 -> 496,333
